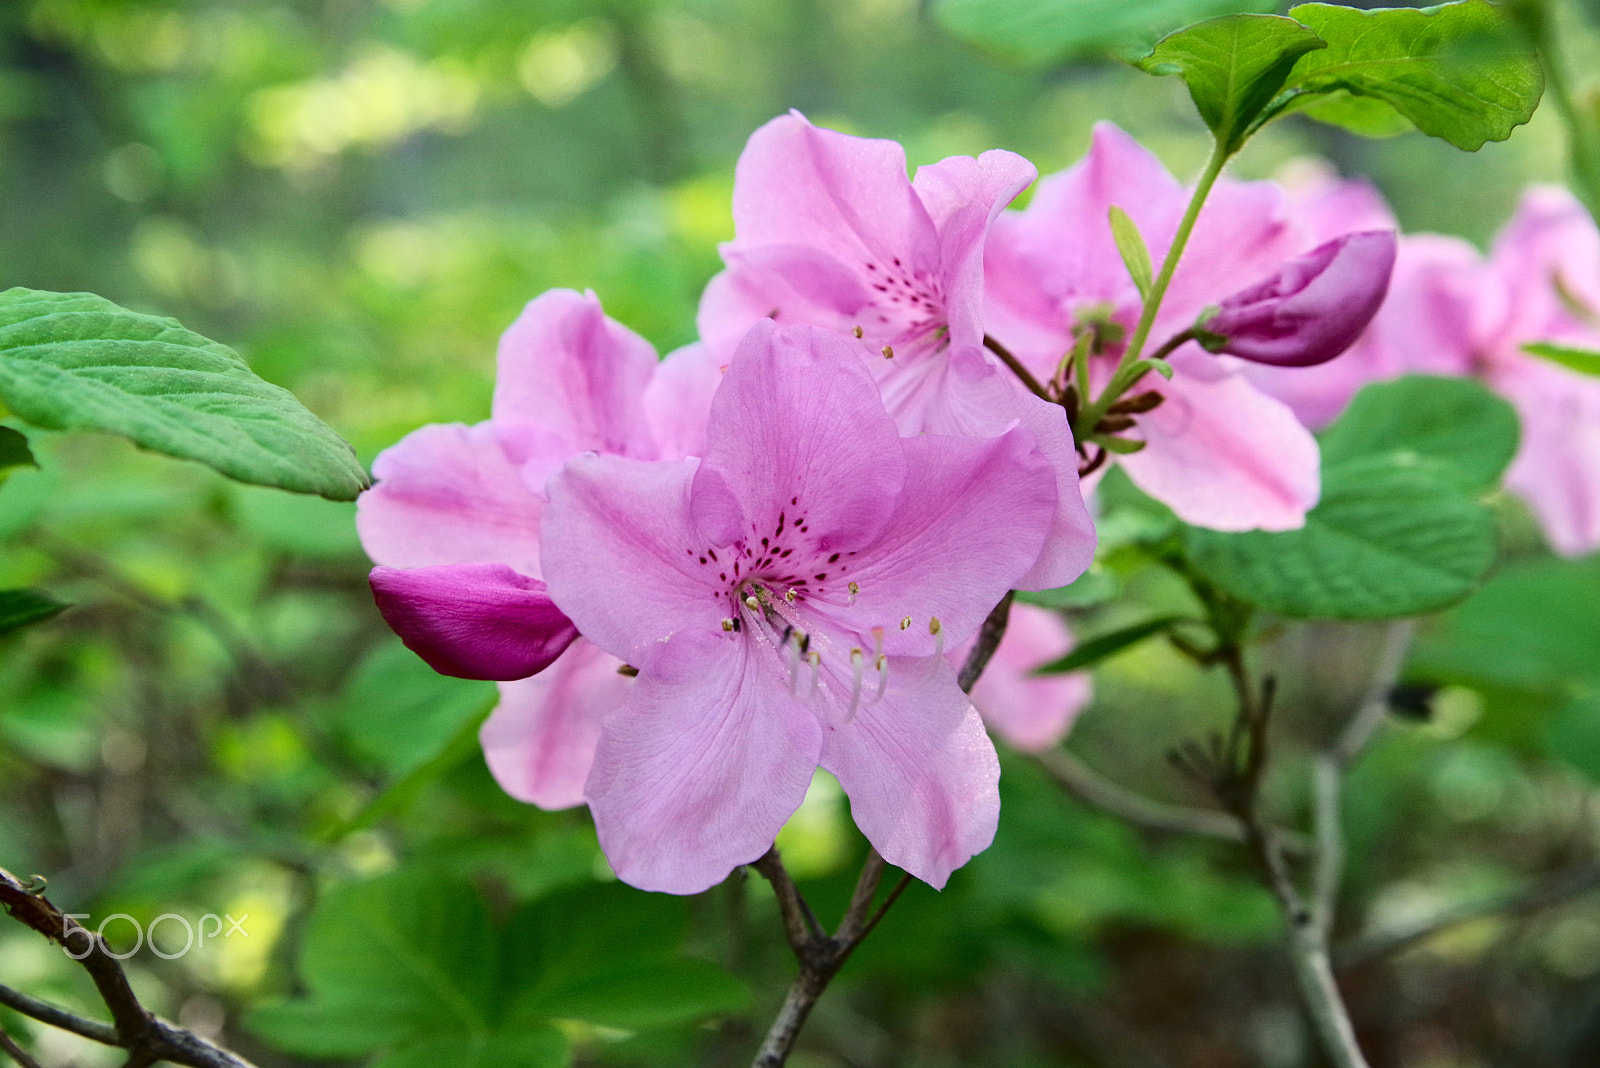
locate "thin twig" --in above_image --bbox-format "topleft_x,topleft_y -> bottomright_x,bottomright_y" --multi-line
0,1024 -> 45,1068
0,867 -> 258,1068
983,336 -> 1053,402
0,984 -> 117,1046
1331,621 -> 1417,768
750,847 -> 909,1068
1337,862 -> 1600,969
1208,648 -> 1371,1068
958,592 -> 1014,694
1032,747 -> 1312,855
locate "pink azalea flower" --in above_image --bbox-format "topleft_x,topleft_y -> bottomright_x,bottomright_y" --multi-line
1477,188 -> 1600,556
356,289 -> 720,809
541,321 -> 1062,893
953,604 -> 1091,752
1247,186 -> 1600,557
983,123 -> 1397,532
698,111 -> 1096,590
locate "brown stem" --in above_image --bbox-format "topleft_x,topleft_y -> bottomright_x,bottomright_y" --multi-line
958,592 -> 1014,694
1207,648 -> 1370,1068
0,983 -> 118,1046
750,848 -> 910,1067
0,1024 -> 45,1068
0,867 -> 258,1068
983,335 -> 1053,402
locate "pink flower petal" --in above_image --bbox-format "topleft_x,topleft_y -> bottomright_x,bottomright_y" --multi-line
1492,356 -> 1600,557
357,421 -> 544,575
960,604 -> 1091,752
585,629 -> 823,894
690,321 -> 907,550
819,654 -> 999,889
480,638 -> 630,810
910,149 -> 1036,347
834,427 -> 1058,656
891,344 -> 1095,590
1489,185 -> 1600,348
643,342 -> 725,460
726,111 -> 940,289
492,289 -> 660,485
542,454 -> 725,667
369,564 -> 578,681
1120,352 -> 1320,531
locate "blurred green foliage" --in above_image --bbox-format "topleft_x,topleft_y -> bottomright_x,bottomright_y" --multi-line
5,1 -> 1600,1066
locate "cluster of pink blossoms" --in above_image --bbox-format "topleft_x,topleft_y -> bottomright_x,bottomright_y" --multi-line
357,113 -> 1430,895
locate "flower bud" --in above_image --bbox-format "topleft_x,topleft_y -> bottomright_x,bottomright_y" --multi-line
1200,230 -> 1397,367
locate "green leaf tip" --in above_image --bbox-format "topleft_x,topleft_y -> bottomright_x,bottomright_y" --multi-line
1135,13 -> 1327,152
0,288 -> 371,500
1108,205 -> 1156,298
1523,341 -> 1600,379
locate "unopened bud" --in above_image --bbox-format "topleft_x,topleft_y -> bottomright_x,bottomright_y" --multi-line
1200,230 -> 1396,367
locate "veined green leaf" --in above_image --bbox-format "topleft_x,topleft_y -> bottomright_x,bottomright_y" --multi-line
1136,13 -> 1327,151
1279,1 -> 1542,151
0,289 -> 369,500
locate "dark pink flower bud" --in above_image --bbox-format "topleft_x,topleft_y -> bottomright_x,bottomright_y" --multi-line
1201,230 -> 1397,367
369,563 -> 579,681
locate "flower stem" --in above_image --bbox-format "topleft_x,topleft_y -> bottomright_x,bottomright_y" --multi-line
1076,140 -> 1230,434
750,847 -> 912,1068
983,335 -> 1052,401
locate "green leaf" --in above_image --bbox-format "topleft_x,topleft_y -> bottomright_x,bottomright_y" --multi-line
0,588 -> 68,637
1108,206 -> 1155,298
1411,555 -> 1600,695
328,640 -> 496,777
1318,375 -> 1519,492
931,0 -> 1273,67
370,1031 -> 569,1068
1034,615 -> 1188,674
1523,341 -> 1600,378
1280,1 -> 1543,151
1543,691 -> 1600,786
0,426 -> 34,478
0,289 -> 369,500
510,959 -> 749,1031
249,872 -> 497,1058
1298,90 -> 1413,138
1185,454 -> 1497,619
1135,13 -> 1327,151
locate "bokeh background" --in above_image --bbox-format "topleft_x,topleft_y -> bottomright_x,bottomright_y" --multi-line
4,1 -> 1600,1065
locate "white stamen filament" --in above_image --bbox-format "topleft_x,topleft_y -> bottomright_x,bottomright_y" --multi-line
808,650 -> 822,697
845,647 -> 865,722
784,631 -> 801,693
873,653 -> 888,703
929,616 -> 944,660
